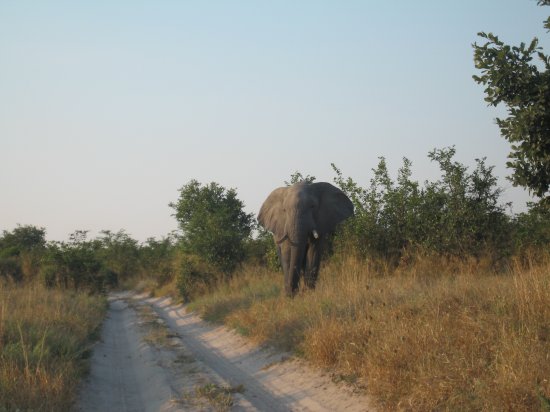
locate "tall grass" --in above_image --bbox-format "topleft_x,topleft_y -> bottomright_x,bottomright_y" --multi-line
0,282 -> 106,411
190,256 -> 550,411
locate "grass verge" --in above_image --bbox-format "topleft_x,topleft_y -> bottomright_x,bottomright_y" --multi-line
190,258 -> 550,411
0,281 -> 107,411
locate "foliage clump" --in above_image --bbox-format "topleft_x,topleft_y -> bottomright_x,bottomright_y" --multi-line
170,180 -> 254,274
332,147 -> 513,265
473,1 -> 550,202
175,254 -> 218,302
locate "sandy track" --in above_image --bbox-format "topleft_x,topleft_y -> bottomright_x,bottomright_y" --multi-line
75,295 -> 189,412
76,293 -> 374,412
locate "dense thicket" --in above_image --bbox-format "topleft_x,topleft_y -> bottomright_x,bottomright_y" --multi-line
332,147 -> 513,264
0,226 -> 174,292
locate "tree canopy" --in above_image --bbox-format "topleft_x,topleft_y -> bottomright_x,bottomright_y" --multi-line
0,225 -> 46,258
169,180 -> 254,273
473,1 -> 550,202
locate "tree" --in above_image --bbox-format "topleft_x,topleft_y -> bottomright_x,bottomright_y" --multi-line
473,1 -> 550,202
169,180 -> 254,273
42,231 -> 104,291
0,225 -> 46,258
139,235 -> 176,284
96,230 -> 139,281
0,225 -> 46,281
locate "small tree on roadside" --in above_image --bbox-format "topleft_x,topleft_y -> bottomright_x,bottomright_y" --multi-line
473,1 -> 550,203
169,180 -> 254,274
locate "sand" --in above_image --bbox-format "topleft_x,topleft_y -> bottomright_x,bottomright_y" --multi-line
75,292 -> 375,412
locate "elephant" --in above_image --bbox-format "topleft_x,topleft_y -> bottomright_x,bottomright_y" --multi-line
258,181 -> 354,296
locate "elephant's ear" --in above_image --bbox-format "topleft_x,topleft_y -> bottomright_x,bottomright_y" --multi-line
258,186 -> 287,238
311,182 -> 354,234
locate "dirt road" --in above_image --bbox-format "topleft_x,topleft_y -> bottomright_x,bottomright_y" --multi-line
75,293 -> 374,412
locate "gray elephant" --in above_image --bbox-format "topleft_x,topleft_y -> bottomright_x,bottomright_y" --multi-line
258,181 -> 354,296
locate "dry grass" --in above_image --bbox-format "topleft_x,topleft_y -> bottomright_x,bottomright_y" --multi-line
130,301 -> 180,348
191,256 -> 550,411
191,382 -> 244,411
0,281 -> 106,411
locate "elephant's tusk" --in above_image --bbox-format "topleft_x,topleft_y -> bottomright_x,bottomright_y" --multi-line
312,230 -> 319,239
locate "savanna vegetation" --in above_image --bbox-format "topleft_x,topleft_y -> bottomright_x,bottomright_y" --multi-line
0,283 -> 105,411
2,146 -> 549,411
2,1 -> 549,410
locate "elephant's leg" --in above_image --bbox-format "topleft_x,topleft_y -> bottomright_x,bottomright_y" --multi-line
279,242 -> 294,296
304,239 -> 322,289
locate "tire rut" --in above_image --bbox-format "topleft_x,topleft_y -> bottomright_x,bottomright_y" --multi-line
77,293 -> 374,412
150,301 -> 291,412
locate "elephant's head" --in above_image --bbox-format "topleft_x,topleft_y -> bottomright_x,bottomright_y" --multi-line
258,182 -> 353,244
258,181 -> 353,296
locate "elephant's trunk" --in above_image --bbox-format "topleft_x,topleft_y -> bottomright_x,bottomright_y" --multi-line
277,229 -> 318,245
276,233 -> 300,246
275,234 -> 288,244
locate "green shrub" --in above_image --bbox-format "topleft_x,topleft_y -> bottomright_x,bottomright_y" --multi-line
332,147 -> 513,264
39,264 -> 57,288
96,230 -> 139,281
0,257 -> 22,281
513,202 -> 550,251
170,180 -> 254,274
138,236 -> 175,284
175,254 -> 219,302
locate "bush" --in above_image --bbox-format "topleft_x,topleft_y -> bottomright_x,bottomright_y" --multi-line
332,147 -> 513,265
0,257 -> 22,281
513,202 -> 550,251
0,225 -> 46,282
0,225 -> 46,258
39,264 -> 57,288
41,231 -> 103,292
138,236 -> 175,285
175,254 -> 219,302
96,230 -> 139,281
244,228 -> 280,271
170,180 -> 254,274
98,268 -> 119,289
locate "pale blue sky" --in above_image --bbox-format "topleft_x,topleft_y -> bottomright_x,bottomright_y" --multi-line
1,1 -> 548,241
